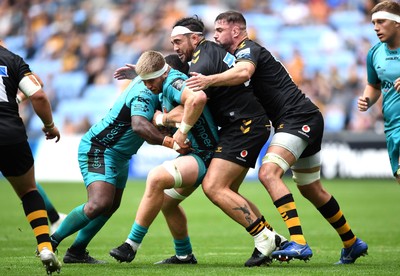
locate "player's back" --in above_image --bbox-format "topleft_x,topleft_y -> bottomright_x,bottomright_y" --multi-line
235,39 -> 318,124
189,40 -> 265,127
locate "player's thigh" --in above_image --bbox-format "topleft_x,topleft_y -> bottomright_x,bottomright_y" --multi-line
174,155 -> 201,187
203,158 -> 248,190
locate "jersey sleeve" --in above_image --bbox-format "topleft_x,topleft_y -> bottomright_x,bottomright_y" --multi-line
14,53 -> 32,82
235,40 -> 258,68
130,90 -> 159,121
366,45 -> 380,85
165,77 -> 186,105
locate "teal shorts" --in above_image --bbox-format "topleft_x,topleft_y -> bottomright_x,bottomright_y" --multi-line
78,139 -> 129,189
183,152 -> 208,187
386,130 -> 400,176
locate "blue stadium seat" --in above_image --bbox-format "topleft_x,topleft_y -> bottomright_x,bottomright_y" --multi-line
328,10 -> 365,29
52,71 -> 88,100
3,35 -> 26,58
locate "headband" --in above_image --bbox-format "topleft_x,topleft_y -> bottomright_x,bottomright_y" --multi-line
139,63 -> 168,80
372,11 -> 400,23
171,26 -> 203,37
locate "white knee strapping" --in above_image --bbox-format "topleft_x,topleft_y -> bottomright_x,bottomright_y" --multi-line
164,188 -> 187,200
161,160 -> 183,188
291,152 -> 321,170
292,152 -> 321,185
292,171 -> 320,186
262,153 -> 290,173
270,132 -> 307,160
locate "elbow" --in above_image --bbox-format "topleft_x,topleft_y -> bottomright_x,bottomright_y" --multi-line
194,91 -> 207,107
240,70 -> 252,83
29,90 -> 48,104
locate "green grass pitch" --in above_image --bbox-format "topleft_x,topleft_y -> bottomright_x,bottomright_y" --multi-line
0,178 -> 399,275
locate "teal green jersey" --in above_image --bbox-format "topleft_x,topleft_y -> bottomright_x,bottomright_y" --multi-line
83,77 -> 160,160
367,42 -> 400,133
161,68 -> 218,166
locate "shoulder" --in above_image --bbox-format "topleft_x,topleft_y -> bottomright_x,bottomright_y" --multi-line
166,69 -> 187,91
368,42 -> 384,55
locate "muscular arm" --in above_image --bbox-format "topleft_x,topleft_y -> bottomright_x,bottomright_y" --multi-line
173,87 -> 207,146
131,115 -> 164,145
29,89 -> 60,142
186,61 -> 255,90
153,105 -> 184,127
358,83 -> 381,112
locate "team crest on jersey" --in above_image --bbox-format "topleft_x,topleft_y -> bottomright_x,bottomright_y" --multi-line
172,78 -> 185,91
302,125 -> 310,133
223,53 -> 236,68
236,48 -> 251,60
0,66 -> 8,77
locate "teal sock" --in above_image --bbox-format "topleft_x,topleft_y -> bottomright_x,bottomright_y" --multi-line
174,236 -> 192,256
36,183 -> 54,210
70,215 -> 110,250
52,204 -> 90,245
36,183 -> 59,223
128,222 -> 148,244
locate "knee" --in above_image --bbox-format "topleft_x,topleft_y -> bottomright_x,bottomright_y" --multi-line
148,167 -> 173,190
201,181 -> 220,204
258,164 -> 282,185
85,198 -> 113,218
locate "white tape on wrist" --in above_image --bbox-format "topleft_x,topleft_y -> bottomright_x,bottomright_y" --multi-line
173,141 -> 181,151
155,114 -> 164,126
179,122 -> 193,134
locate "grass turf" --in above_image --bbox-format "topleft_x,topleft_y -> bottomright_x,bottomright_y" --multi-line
0,178 -> 399,275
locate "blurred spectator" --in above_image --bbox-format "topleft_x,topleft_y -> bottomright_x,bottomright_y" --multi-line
1,0 -> 381,136
285,48 -> 304,86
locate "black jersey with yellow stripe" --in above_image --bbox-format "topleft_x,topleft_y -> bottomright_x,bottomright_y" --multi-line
189,40 -> 266,127
0,46 -> 30,145
234,39 -> 319,125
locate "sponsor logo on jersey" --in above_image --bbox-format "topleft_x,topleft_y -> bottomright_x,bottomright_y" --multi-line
240,150 -> 248,158
236,48 -> 251,60
0,66 -> 8,77
223,52 -> 235,67
381,80 -> 394,93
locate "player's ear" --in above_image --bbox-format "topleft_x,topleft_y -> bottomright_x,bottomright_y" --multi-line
232,25 -> 240,37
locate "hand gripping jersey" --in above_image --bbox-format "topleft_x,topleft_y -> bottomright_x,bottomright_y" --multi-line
234,39 -> 319,126
161,68 -> 218,166
189,40 -> 266,127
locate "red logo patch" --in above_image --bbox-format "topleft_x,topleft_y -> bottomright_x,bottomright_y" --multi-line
240,150 -> 248,158
302,125 -> 310,133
